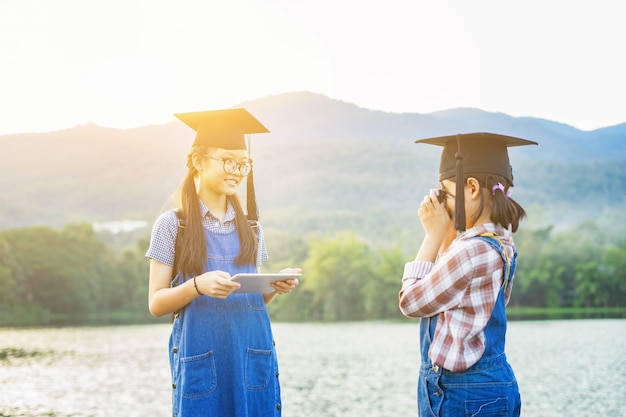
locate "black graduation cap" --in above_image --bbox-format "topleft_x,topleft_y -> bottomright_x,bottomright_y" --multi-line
174,108 -> 269,222
415,132 -> 538,231
174,108 -> 269,149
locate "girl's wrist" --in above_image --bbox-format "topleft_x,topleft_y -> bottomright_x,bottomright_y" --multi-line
193,276 -> 204,296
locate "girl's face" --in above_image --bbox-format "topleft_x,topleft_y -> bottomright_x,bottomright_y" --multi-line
195,148 -> 250,200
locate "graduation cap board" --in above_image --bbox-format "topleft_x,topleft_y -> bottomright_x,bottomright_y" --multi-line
174,108 -> 269,149
174,108 -> 269,222
415,132 -> 538,232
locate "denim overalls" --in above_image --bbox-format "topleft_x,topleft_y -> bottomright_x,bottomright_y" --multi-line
169,228 -> 281,417
417,235 -> 521,417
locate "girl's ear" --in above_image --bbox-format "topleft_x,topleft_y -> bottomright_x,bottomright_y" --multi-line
190,153 -> 204,172
466,177 -> 481,200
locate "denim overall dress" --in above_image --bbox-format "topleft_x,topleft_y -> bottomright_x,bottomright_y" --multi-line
169,227 -> 281,417
417,235 -> 521,417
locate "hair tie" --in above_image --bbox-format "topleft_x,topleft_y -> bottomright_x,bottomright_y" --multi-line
492,182 -> 511,198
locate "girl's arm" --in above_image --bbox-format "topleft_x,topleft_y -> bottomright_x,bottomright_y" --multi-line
148,259 -> 196,317
399,246 -> 472,318
147,259 -> 241,317
399,190 -> 464,317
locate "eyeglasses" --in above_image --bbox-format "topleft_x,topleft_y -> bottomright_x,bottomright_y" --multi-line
204,156 -> 253,176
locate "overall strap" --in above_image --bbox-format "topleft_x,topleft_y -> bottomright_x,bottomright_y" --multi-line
473,233 -> 517,292
171,209 -> 186,323
172,208 -> 186,281
248,219 -> 260,238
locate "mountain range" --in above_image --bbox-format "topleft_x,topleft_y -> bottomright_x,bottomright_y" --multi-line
2,91 -> 625,246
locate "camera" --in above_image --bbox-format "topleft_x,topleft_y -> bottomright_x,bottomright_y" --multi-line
435,189 -> 447,204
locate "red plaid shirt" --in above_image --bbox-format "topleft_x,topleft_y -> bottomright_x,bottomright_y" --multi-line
399,223 -> 515,372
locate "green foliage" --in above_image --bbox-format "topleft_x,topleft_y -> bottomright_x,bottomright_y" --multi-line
301,233 -> 373,321
0,224 -> 150,326
364,247 -> 406,319
0,264 -> 14,298
0,236 -> 17,309
603,240 -> 626,306
511,221 -> 626,309
267,232 -> 407,322
1,215 -> 626,326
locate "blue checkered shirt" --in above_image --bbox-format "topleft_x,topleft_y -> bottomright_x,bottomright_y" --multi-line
146,199 -> 268,269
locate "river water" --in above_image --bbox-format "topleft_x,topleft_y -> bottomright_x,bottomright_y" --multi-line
1,319 -> 624,416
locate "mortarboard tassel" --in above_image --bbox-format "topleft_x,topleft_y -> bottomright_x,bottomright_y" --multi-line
455,134 -> 466,232
245,133 -> 259,223
246,167 -> 259,223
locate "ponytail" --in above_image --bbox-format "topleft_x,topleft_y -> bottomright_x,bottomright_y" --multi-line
176,167 -> 207,278
485,175 -> 526,233
455,174 -> 527,233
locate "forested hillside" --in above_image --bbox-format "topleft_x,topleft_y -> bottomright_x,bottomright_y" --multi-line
1,91 -> 625,246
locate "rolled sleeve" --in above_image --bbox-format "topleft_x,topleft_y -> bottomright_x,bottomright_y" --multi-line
399,260 -> 434,318
402,261 -> 433,281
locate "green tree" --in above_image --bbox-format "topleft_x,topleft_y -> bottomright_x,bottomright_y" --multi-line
511,225 -> 556,307
1,226 -> 84,313
0,236 -> 17,307
302,233 -> 373,321
262,229 -> 311,321
116,235 -> 151,312
576,238 -> 626,308
60,223 -> 114,312
0,224 -> 119,315
498,222 -> 606,309
559,222 -> 606,307
603,239 -> 626,307
0,263 -> 15,309
364,247 -> 406,319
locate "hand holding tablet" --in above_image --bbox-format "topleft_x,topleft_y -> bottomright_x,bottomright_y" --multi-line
231,273 -> 302,294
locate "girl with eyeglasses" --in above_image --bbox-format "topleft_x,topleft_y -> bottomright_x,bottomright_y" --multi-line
146,108 -> 300,417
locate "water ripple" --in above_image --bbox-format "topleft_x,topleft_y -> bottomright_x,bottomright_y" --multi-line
0,320 -> 624,416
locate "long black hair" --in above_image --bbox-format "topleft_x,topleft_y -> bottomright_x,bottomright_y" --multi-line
173,145 -> 258,278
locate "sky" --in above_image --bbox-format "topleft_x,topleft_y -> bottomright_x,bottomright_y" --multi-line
1,0 -> 624,135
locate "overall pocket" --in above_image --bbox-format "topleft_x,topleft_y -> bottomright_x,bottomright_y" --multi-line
245,348 -> 273,389
442,362 -> 519,417
180,350 -> 217,398
465,397 -> 508,416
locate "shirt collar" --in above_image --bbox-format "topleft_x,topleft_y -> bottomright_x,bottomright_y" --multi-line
459,223 -> 512,242
198,199 -> 236,223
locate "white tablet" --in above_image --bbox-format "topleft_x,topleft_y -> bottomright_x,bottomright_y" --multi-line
231,273 -> 301,294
